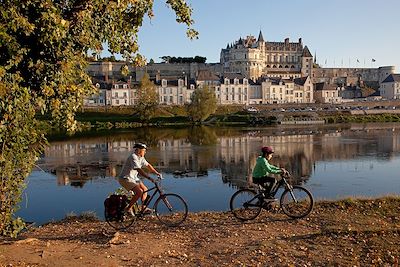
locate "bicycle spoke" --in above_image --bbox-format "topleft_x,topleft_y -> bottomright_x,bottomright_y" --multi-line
230,189 -> 262,221
155,194 -> 188,227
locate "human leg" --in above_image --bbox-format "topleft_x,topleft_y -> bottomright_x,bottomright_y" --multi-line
119,178 -> 143,211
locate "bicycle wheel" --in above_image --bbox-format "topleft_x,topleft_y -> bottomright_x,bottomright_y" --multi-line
280,186 -> 314,219
154,193 -> 188,227
230,189 -> 262,221
105,203 -> 137,230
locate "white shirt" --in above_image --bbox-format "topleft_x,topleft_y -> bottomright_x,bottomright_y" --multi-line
119,153 -> 149,182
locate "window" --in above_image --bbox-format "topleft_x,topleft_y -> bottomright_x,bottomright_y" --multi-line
123,84 -> 127,89
123,92 -> 127,97
115,92 -> 118,97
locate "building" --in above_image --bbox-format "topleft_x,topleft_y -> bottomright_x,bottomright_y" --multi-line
379,74 -> 400,100
220,31 -> 313,81
157,78 -> 195,105
314,82 -> 342,104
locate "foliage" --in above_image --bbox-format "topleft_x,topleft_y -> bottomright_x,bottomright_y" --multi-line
160,56 -> 206,63
186,86 -> 217,123
0,0 -> 196,237
134,73 -> 159,122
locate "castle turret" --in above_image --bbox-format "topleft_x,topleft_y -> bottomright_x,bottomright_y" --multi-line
301,45 -> 313,76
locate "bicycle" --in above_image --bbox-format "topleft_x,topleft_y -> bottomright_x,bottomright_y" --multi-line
104,176 -> 188,230
230,172 -> 314,221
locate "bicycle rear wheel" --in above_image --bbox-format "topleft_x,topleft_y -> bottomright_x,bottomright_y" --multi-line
280,186 -> 313,219
154,193 -> 188,227
230,189 -> 262,221
105,203 -> 137,230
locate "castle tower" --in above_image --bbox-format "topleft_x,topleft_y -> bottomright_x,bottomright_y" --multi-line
301,46 -> 313,77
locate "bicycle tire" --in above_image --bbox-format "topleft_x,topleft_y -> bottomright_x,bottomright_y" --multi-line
280,186 -> 314,219
230,189 -> 262,221
154,193 -> 188,227
105,203 -> 137,230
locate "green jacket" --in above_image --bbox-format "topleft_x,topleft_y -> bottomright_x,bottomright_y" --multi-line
252,156 -> 281,178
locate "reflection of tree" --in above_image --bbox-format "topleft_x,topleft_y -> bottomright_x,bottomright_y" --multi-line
129,127 -> 190,147
187,126 -> 217,146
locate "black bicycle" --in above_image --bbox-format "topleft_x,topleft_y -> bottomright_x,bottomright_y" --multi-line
230,172 -> 314,221
104,176 -> 188,230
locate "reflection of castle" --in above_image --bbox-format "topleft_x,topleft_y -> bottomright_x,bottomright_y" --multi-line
39,124 -> 400,189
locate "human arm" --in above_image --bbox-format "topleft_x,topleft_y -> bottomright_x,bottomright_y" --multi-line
146,163 -> 161,177
136,168 -> 156,183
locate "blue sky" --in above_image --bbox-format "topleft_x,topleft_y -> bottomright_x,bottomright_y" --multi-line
109,0 -> 400,71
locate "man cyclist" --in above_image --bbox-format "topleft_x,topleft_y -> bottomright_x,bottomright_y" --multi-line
252,146 -> 288,199
118,143 -> 161,216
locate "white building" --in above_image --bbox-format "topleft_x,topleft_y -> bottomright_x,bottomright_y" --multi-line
314,82 -> 342,104
109,81 -> 133,106
379,74 -> 400,100
157,78 -> 195,105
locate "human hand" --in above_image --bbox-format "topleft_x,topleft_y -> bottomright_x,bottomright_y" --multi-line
281,168 -> 289,176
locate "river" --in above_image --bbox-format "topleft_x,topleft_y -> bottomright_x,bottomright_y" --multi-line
17,123 -> 400,224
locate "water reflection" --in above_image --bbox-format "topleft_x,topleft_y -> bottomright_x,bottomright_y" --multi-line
38,123 -> 400,190
20,123 -> 400,224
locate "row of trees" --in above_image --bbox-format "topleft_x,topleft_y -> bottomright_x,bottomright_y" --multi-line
136,73 -> 217,122
159,56 -> 207,64
0,0 -> 198,237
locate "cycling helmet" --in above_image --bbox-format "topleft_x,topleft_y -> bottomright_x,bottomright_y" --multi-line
133,143 -> 147,149
261,146 -> 274,154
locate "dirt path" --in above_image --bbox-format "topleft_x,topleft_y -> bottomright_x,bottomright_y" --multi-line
1,197 -> 399,266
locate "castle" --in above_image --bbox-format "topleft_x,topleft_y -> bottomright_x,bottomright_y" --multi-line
85,31 -> 398,106
220,31 -> 312,81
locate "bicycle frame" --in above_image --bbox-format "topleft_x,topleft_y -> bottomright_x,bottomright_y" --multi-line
245,175 -> 294,208
136,181 -> 172,216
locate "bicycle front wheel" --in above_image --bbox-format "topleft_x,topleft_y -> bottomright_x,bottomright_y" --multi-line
230,189 -> 261,221
154,193 -> 188,227
280,186 -> 313,219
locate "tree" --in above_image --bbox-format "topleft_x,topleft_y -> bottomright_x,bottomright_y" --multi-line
186,86 -> 217,123
0,0 -> 197,237
135,73 -> 159,122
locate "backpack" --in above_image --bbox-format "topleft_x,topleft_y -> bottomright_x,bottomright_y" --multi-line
104,194 -> 128,220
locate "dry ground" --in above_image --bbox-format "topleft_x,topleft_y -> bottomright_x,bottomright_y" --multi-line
1,197 -> 399,267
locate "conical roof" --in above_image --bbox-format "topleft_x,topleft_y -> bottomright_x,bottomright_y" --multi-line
257,30 -> 265,42
302,45 -> 312,57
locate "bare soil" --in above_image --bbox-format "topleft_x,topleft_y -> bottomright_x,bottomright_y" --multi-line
1,197 -> 399,266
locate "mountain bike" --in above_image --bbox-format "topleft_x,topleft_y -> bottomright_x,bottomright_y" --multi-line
230,172 -> 313,221
104,176 -> 188,230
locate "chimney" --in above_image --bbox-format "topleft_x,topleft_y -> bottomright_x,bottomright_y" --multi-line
156,71 -> 160,82
299,38 -> 302,45
284,38 -> 289,45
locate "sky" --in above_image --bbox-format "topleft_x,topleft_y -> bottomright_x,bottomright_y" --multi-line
107,0 -> 400,71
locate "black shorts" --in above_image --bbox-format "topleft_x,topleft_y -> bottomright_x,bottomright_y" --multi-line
253,176 -> 276,188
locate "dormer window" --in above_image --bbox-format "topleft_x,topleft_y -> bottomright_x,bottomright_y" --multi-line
162,79 -> 167,87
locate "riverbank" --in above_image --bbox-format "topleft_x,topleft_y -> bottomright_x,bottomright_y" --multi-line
1,197 -> 399,266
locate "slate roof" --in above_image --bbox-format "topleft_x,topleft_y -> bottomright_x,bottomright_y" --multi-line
381,74 -> 400,83
302,46 -> 313,57
294,77 -> 309,86
196,70 -> 220,81
314,82 -> 337,91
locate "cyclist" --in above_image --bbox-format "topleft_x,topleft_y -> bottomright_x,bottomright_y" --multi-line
252,146 -> 288,199
118,143 -> 161,216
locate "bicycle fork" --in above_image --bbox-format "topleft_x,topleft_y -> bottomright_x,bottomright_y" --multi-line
160,195 -> 173,211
